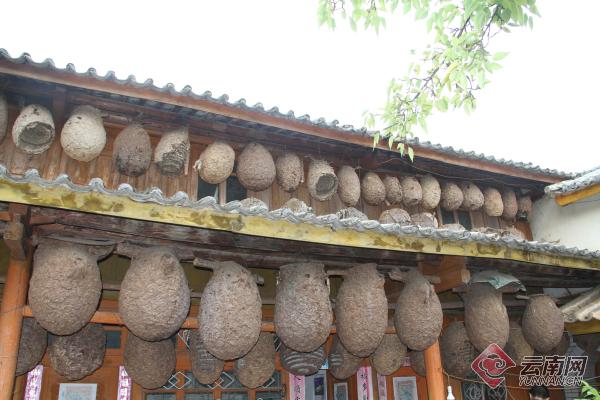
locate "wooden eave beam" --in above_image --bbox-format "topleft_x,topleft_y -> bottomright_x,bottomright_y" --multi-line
0,60 -> 564,184
555,183 -> 600,206
420,256 -> 471,293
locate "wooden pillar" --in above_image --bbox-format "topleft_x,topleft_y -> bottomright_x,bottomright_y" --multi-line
424,340 -> 445,400
0,250 -> 32,399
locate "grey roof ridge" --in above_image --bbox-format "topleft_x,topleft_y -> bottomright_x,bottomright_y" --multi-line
545,167 -> 600,197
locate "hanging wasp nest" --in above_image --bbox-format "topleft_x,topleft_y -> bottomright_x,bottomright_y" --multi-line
501,189 -> 518,220
337,166 -> 361,206
370,334 -> 407,376
12,104 -> 55,154
361,172 -> 386,206
409,351 -> 426,377
329,336 -> 363,380
60,105 -> 106,162
275,263 -> 332,352
16,318 -> 47,376
276,152 -> 304,192
518,196 -> 533,217
420,175 -> 441,210
379,208 -> 411,225
196,141 -> 235,184
410,212 -> 438,228
113,123 -> 152,177
401,176 -> 423,207
237,142 -> 276,191
505,321 -> 533,365
383,176 -> 403,205
199,261 -> 262,360
235,333 -> 276,388
463,283 -> 509,351
188,330 -> 225,385
280,343 -> 326,376
394,270 -> 443,351
335,263 -> 387,357
154,127 -> 190,176
29,242 -> 102,336
440,321 -> 477,378
48,323 -> 105,381
538,332 -> 570,356
522,294 -> 564,354
124,333 -> 176,389
240,197 -> 268,209
308,159 -> 338,201
441,182 -> 463,211
283,198 -> 310,214
460,182 -> 484,211
337,207 -> 368,221
483,188 -> 504,217
119,247 -> 190,341
0,93 -> 7,141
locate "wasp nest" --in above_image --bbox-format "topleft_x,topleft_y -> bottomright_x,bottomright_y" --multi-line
124,333 -> 176,389
518,195 -> 533,217
522,294 -> 564,354
235,333 -> 276,388
395,270 -> 443,351
329,336 -> 363,380
283,198 -> 310,214
276,152 -> 304,192
199,261 -> 262,360
483,188 -> 504,217
370,334 -> 407,376
237,142 -> 276,191
29,242 -> 101,336
500,189 -> 518,220
196,141 -> 235,184
420,175 -> 441,210
48,323 -> 105,381
537,332 -> 570,356
188,330 -> 224,385
409,351 -> 426,377
337,207 -> 368,221
401,176 -> 423,207
280,344 -> 326,376
441,182 -> 463,211
113,123 -> 152,177
119,247 -> 190,341
505,321 -> 533,365
0,93 -> 7,141
440,321 -> 477,378
16,318 -> 47,376
440,223 -> 466,232
379,208 -> 411,225
307,159 -> 338,201
60,105 -> 106,162
12,104 -> 55,154
337,166 -> 361,206
275,263 -> 332,352
460,182 -> 484,210
240,197 -> 268,209
463,283 -> 509,351
410,212 -> 438,228
361,172 -> 386,205
154,127 -> 190,176
335,264 -> 387,357
383,176 -> 403,205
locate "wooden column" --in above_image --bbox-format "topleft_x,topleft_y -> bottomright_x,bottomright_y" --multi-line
424,340 -> 445,400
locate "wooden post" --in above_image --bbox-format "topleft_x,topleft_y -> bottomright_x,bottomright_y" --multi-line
424,340 -> 445,400
0,250 -> 32,399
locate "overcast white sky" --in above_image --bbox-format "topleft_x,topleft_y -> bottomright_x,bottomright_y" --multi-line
1,1 -> 598,173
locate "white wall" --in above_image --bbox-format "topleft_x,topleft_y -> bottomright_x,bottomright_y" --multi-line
530,193 -> 600,251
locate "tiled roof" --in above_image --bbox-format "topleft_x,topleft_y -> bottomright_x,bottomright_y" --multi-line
545,167 -> 600,197
0,48 -> 573,179
561,285 -> 600,323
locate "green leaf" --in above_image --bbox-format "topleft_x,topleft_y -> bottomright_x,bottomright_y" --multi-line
493,51 -> 509,61
407,146 -> 415,161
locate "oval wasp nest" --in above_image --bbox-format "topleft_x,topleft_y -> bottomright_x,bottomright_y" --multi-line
409,351 -> 426,377
113,123 -> 152,177
463,283 -> 509,351
440,321 -> 477,378
0,93 -> 7,141
537,332 -> 570,356
60,105 -> 106,162
460,182 -> 484,210
401,176 -> 423,206
276,152 -> 304,192
48,323 -> 105,381
12,104 -> 55,154
394,270 -> 443,351
16,318 -> 47,376
337,165 -> 361,206
522,294 -> 564,354
361,172 -> 386,205
441,182 -> 463,211
329,336 -> 363,380
308,159 -> 338,201
124,333 -> 175,389
275,263 -> 332,352
420,175 -> 441,210
335,263 -> 387,357
283,198 -> 310,214
518,195 -> 533,217
410,212 -> 438,228
199,261 -> 262,360
188,330 -> 225,385
280,343 -> 326,376
196,141 -> 235,184
28,242 -> 101,335
154,127 -> 190,176
119,247 -> 190,341
501,189 -> 518,220
370,334 -> 407,376
505,321 -> 533,365
237,142 -> 276,191
235,333 -> 276,389
483,188 -> 504,217
337,207 -> 368,221
379,208 -> 411,225
383,176 -> 403,205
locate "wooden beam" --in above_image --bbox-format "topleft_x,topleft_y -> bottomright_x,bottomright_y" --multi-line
420,256 -> 471,293
555,184 -> 600,206
565,320 -> 600,335
424,340 -> 445,400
